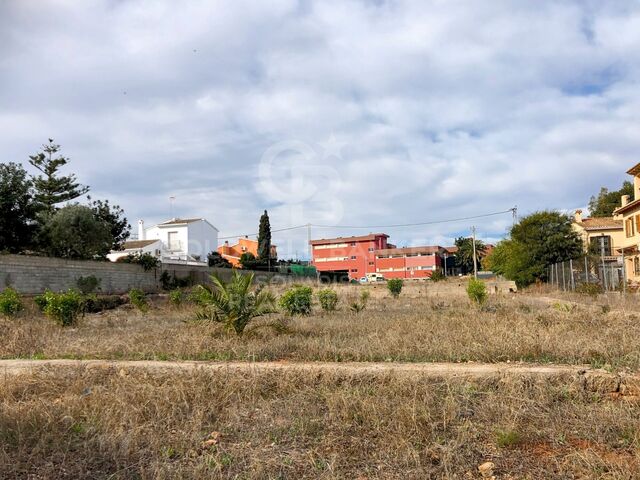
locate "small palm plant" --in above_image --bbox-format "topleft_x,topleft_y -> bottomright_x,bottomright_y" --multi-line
192,271 -> 277,336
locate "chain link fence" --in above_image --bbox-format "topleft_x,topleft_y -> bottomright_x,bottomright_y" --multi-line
548,255 -> 626,293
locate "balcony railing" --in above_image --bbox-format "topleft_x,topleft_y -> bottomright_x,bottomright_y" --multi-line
163,240 -> 184,253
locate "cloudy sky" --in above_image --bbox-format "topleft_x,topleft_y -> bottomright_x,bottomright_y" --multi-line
2,0 -> 640,258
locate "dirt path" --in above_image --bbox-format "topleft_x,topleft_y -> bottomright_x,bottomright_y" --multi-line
2,359 -> 637,395
0,358 -> 594,376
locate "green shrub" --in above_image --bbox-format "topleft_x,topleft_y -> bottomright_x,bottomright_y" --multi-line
34,294 -> 48,312
430,270 -> 446,282
552,302 -> 574,313
83,295 -> 127,313
467,278 -> 487,305
39,289 -> 84,326
575,282 -> 602,298
160,271 -> 193,290
169,289 -> 184,308
128,288 -> 149,313
122,252 -> 160,271
387,278 -> 403,298
0,287 -> 23,317
317,288 -> 338,312
75,275 -> 102,294
279,285 -> 313,315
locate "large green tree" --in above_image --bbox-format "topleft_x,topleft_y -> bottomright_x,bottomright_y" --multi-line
87,196 -> 130,251
588,181 -> 633,217
485,210 -> 582,287
41,204 -> 113,259
257,209 -> 273,262
0,162 -> 38,252
29,139 -> 89,214
454,237 -> 486,274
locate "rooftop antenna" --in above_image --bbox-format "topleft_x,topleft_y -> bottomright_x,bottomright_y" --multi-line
169,195 -> 176,219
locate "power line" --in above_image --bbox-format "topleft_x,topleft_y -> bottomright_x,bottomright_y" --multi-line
216,207 -> 516,240
311,207 -> 517,229
218,224 -> 308,240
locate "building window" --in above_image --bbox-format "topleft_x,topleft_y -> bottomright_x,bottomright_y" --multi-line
350,269 -> 358,272
167,231 -> 180,250
350,256 -> 357,259
350,242 -> 356,246
368,261 -> 374,265
368,247 -> 374,252
590,236 -> 612,257
635,257 -> 640,276
626,218 -> 635,238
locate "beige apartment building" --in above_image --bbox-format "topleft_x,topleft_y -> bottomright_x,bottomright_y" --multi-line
572,210 -> 624,262
613,162 -> 640,282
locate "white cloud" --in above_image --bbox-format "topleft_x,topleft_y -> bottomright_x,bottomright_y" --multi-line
1,0 -> 640,257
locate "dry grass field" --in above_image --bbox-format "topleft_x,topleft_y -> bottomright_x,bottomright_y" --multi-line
2,366 -> 639,479
2,282 -> 640,479
1,283 -> 639,370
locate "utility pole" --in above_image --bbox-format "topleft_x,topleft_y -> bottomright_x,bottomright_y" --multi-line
307,223 -> 312,263
600,235 -> 607,291
512,206 -> 518,226
471,226 -> 478,279
169,195 -> 176,219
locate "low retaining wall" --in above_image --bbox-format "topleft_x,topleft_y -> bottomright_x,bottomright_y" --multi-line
0,254 -> 159,294
0,254 -> 291,295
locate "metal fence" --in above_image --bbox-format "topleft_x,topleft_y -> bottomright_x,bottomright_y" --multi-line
548,255 -> 626,292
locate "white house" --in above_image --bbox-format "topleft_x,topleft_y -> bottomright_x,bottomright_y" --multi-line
108,217 -> 219,265
106,239 -> 163,263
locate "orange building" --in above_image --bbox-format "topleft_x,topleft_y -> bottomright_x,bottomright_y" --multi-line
218,237 -> 277,267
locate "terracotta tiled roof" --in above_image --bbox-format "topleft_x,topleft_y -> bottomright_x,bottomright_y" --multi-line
444,246 -> 459,254
577,218 -> 623,230
122,239 -> 159,249
627,162 -> 640,176
309,233 -> 389,245
376,246 -> 443,256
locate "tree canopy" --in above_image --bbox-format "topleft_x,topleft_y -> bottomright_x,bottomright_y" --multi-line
41,204 -> 114,259
454,237 -> 486,274
0,162 -> 38,253
257,210 -> 273,262
485,210 -> 583,287
1,139 -> 129,259
87,196 -> 130,251
588,181 -> 633,217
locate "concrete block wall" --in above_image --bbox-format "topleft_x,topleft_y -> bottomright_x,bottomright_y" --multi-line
0,255 -> 294,295
0,254 -> 159,294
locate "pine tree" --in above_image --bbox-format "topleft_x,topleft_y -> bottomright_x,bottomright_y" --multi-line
257,210 -> 272,262
29,139 -> 89,214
